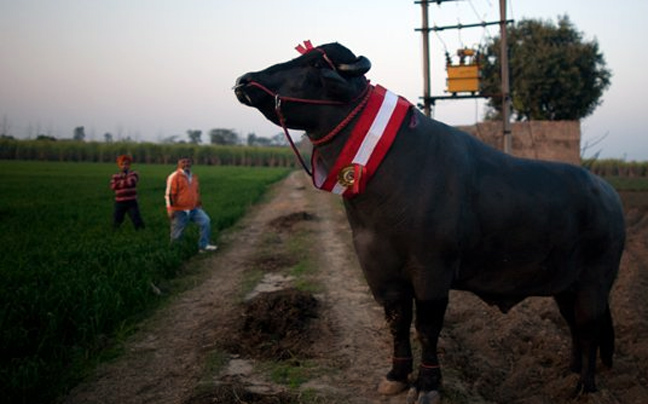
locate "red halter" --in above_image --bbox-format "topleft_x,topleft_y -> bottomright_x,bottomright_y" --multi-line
244,80 -> 372,177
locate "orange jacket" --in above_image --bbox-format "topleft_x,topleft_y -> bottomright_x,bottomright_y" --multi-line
165,169 -> 202,212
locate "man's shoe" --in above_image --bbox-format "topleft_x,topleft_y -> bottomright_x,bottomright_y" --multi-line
200,244 -> 218,253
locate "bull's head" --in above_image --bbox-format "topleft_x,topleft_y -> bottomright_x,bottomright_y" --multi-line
234,42 -> 371,139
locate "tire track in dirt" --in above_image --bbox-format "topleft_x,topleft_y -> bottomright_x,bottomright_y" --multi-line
301,176 -> 408,404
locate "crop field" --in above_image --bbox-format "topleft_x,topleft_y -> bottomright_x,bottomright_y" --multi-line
0,160 -> 291,404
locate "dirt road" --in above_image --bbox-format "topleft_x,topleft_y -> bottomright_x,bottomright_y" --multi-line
64,171 -> 648,404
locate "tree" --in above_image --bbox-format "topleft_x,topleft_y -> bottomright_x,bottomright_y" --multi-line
73,126 -> 86,141
187,129 -> 202,144
480,15 -> 611,121
104,132 -> 113,143
269,133 -> 288,147
210,128 -> 239,145
247,132 -> 289,147
1,115 -> 10,138
247,133 -> 272,147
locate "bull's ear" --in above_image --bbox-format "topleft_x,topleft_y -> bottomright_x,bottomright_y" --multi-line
320,69 -> 356,101
337,56 -> 371,77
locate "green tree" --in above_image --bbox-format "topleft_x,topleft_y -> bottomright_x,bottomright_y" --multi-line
480,15 -> 611,121
247,132 -> 272,147
210,128 -> 239,145
73,126 -> 86,141
187,129 -> 202,144
269,133 -> 288,147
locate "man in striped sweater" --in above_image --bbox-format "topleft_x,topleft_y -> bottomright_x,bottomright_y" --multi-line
110,154 -> 145,230
165,157 -> 217,252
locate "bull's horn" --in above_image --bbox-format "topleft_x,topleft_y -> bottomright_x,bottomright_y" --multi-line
337,56 -> 371,76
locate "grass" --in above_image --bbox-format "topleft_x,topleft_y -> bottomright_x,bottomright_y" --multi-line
265,359 -> 318,389
603,176 -> 648,191
0,160 -> 290,404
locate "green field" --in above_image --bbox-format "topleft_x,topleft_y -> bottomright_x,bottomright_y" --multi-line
0,161 -> 291,404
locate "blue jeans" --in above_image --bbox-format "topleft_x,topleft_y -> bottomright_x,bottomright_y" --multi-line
170,208 -> 212,249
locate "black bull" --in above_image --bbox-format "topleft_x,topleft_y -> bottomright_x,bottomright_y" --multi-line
234,42 -> 625,401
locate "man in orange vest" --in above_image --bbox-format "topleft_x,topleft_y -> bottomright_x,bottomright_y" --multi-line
164,157 -> 217,252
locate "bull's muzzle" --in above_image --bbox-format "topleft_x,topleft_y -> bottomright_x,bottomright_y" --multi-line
233,75 -> 255,106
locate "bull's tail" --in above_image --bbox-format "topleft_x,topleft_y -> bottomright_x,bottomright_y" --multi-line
599,303 -> 614,368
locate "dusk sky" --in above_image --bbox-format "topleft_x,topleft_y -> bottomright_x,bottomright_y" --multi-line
1,1 -> 646,160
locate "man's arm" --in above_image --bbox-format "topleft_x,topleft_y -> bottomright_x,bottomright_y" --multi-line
164,172 -> 176,218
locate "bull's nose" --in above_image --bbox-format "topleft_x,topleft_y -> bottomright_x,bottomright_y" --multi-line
233,74 -> 254,105
234,73 -> 252,89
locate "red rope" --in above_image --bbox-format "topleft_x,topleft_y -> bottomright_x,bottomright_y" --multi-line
275,101 -> 313,177
310,85 -> 373,146
246,81 -> 345,106
420,363 -> 440,369
243,79 -> 372,177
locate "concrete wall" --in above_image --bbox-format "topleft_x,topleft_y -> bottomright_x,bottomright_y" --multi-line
456,121 -> 581,165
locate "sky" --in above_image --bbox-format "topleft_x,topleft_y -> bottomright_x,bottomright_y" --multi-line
1,0 -> 646,160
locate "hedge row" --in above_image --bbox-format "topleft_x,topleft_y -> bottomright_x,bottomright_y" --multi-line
3,138 -> 648,178
585,158 -> 648,178
0,138 -> 306,168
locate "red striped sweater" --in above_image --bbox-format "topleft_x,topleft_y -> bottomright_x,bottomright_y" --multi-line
110,171 -> 139,202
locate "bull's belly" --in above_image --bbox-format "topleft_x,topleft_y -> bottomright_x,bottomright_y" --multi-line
452,260 -> 577,312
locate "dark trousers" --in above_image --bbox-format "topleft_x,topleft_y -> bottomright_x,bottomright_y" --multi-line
113,199 -> 145,230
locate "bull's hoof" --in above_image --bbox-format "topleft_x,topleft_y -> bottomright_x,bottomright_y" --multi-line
377,376 -> 408,395
573,380 -> 597,397
406,388 -> 441,404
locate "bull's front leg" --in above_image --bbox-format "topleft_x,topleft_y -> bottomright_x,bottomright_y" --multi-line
378,297 -> 414,395
406,297 -> 448,404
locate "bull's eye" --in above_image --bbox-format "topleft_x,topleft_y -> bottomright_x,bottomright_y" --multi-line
313,59 -> 331,70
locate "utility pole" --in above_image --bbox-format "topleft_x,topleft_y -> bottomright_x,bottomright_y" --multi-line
420,0 -> 432,117
416,0 -> 513,153
499,0 -> 512,154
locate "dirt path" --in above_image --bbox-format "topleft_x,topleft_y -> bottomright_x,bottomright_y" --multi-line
64,172 -> 648,404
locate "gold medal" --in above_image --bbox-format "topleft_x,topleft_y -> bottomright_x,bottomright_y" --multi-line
337,165 -> 356,187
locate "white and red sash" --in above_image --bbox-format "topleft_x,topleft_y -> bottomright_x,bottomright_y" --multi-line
312,85 -> 411,198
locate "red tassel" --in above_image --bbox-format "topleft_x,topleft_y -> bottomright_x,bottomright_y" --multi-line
352,164 -> 365,194
295,40 -> 315,54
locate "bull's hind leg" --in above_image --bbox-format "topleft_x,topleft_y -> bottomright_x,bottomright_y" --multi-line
554,292 -> 581,373
555,290 -> 609,394
599,303 -> 615,368
378,297 -> 414,395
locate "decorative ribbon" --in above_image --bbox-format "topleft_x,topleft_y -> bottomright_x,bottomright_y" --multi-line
295,40 -> 315,54
312,85 -> 411,198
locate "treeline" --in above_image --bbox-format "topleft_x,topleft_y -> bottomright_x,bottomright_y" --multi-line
3,137 -> 648,177
585,159 -> 648,178
0,137 -> 306,167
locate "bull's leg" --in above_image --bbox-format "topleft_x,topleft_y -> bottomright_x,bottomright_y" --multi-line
554,292 -> 581,373
599,303 -> 615,368
406,297 -> 448,404
555,290 -> 605,394
378,297 -> 413,395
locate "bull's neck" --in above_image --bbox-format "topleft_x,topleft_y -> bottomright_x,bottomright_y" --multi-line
308,84 -> 374,161
309,110 -> 358,164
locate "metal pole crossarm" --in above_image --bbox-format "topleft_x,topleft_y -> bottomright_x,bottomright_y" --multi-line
421,94 -> 492,106
415,19 -> 513,32
414,0 -> 461,4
